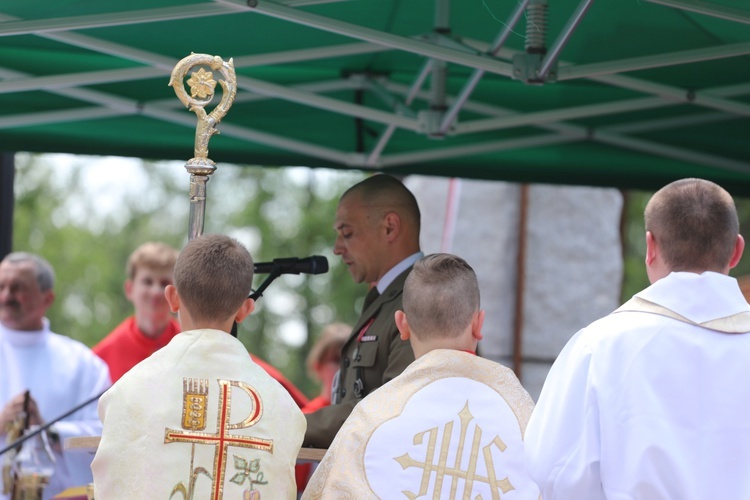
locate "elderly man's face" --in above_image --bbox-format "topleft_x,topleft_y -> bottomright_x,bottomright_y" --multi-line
333,194 -> 386,285
0,261 -> 53,331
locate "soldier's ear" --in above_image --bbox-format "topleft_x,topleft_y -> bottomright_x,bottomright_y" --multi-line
395,310 -> 410,340
382,212 -> 401,242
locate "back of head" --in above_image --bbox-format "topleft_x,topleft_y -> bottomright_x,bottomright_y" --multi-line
173,234 -> 253,323
2,252 -> 55,291
126,242 -> 179,279
402,253 -> 479,340
645,178 -> 739,272
343,174 -> 421,242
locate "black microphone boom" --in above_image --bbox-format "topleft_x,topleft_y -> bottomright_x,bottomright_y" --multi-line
253,256 -> 328,275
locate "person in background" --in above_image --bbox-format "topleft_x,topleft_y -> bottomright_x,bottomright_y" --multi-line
302,323 -> 351,414
92,234 -> 305,499
0,252 -> 110,500
525,178 -> 750,499
93,242 -> 310,408
303,254 -> 539,499
93,242 -> 180,383
303,174 -> 422,449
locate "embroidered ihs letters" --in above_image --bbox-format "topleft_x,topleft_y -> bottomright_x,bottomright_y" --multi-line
394,401 -> 514,499
166,378 -> 273,499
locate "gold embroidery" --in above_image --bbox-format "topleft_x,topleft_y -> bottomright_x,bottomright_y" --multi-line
394,401 -> 514,499
166,378 -> 273,500
182,379 -> 209,431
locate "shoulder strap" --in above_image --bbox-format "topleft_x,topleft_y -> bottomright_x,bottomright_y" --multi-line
615,296 -> 750,334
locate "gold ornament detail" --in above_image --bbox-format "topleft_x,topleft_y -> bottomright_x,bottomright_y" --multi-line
169,53 -> 237,240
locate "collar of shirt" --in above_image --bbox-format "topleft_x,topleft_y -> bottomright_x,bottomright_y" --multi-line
376,252 -> 423,294
0,318 -> 51,347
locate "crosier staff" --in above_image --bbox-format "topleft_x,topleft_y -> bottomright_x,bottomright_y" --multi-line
168,54 -> 237,241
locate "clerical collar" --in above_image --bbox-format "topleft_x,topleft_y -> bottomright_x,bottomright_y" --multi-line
376,252 -> 423,294
0,318 -> 51,347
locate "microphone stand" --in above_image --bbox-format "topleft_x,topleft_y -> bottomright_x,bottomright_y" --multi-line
230,266 -> 282,337
0,390 -> 107,458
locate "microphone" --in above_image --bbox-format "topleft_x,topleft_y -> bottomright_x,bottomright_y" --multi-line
253,256 -> 329,275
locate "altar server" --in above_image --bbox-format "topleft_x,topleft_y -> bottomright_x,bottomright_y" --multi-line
525,178 -> 750,499
92,234 -> 305,499
303,253 -> 539,499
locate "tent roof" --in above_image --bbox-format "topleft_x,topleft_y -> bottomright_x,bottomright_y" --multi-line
1,0 -> 749,193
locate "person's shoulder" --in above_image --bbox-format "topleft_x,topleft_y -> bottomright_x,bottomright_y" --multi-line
48,331 -> 110,371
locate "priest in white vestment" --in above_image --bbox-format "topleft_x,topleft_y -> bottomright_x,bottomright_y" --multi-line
525,178 -> 750,499
303,253 -> 540,499
92,234 -> 305,500
0,252 -> 110,500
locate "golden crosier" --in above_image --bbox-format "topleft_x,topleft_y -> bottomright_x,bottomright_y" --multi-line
169,53 -> 237,241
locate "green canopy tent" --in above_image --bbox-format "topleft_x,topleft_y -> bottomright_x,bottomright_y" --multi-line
0,0 -> 748,194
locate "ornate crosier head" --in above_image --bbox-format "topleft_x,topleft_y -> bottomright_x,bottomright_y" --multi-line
169,53 -> 237,171
169,53 -> 237,240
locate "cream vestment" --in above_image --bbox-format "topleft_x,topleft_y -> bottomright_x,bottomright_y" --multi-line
303,349 -> 539,499
525,271 -> 750,499
92,329 -> 305,499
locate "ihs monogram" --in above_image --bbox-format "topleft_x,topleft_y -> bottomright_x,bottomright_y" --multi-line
394,401 -> 514,499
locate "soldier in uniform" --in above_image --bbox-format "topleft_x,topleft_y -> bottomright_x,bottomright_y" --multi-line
303,174 -> 422,449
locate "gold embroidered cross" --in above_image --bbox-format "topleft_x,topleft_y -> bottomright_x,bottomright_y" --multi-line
165,379 -> 273,500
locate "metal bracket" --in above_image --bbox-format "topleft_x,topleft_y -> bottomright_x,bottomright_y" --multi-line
512,53 -> 558,85
418,109 -> 455,138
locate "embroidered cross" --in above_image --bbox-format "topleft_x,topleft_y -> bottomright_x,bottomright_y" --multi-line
165,379 -> 273,500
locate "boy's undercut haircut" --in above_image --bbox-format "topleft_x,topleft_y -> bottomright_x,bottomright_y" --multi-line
645,178 -> 739,272
342,174 -> 421,233
3,252 -> 55,292
126,242 -> 179,279
402,253 -> 479,340
172,234 -> 254,323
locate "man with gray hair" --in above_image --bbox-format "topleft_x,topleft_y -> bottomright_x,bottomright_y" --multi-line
0,252 -> 110,500
525,178 -> 750,499
303,254 -> 539,499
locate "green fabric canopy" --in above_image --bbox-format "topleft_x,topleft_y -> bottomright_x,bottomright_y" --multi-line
1,0 -> 749,192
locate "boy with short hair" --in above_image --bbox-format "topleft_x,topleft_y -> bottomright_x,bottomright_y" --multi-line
93,242 -> 180,382
92,234 -> 306,499
303,253 -> 539,499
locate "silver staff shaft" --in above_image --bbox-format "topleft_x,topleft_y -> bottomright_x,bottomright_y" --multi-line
187,172 -> 210,241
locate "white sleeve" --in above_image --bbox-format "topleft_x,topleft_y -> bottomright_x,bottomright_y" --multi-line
524,330 -> 606,500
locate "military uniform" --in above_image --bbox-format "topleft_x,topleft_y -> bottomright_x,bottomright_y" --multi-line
303,267 -> 415,448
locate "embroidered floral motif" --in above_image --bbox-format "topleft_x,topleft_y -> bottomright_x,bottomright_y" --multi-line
230,455 -> 268,498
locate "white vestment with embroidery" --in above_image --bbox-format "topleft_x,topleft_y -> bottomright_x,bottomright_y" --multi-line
303,349 -> 539,499
92,329 -> 305,500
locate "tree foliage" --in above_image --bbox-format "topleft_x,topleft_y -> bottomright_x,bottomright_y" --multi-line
10,153 -> 366,397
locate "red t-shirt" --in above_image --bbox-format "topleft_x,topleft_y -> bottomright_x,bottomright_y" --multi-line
93,316 -> 181,383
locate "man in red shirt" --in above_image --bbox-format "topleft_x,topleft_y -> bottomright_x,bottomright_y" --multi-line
93,242 -> 180,383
